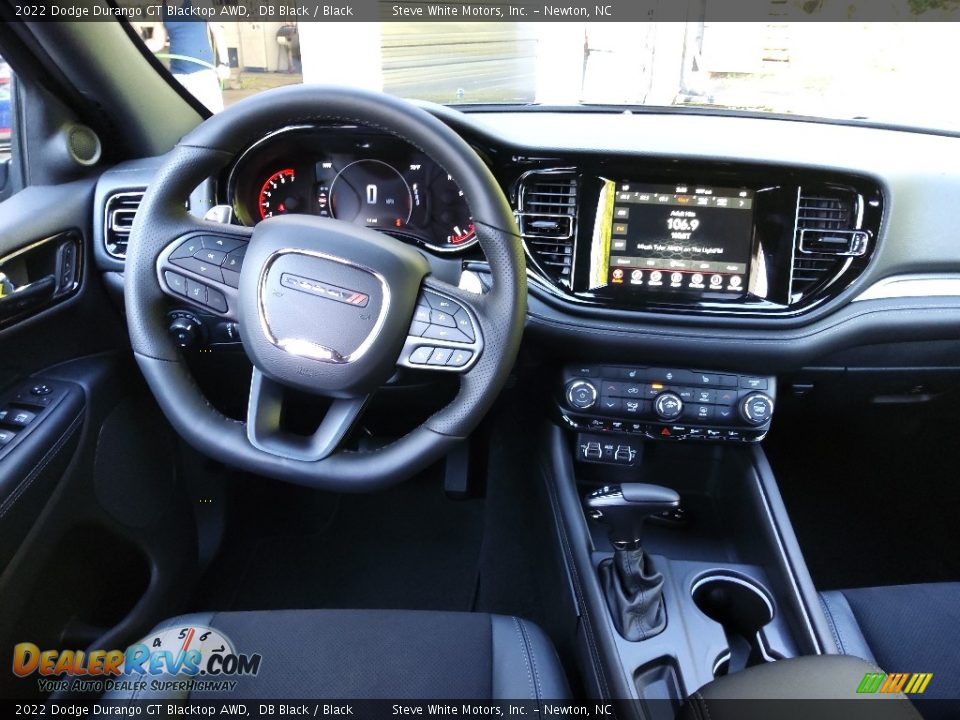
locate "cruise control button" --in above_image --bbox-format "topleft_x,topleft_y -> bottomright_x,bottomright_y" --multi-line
409,321 -> 429,337
430,310 -> 457,328
422,325 -> 472,344
446,349 -> 474,368
455,315 -> 475,341
172,256 -> 225,283
428,347 -> 454,366
206,287 -> 228,313
185,279 -> 207,304
414,305 -> 431,324
202,235 -> 245,254
424,292 -> 459,312
170,238 -> 203,260
222,246 -> 247,271
164,271 -> 187,296
222,269 -> 240,289
409,346 -> 435,365
0,429 -> 16,446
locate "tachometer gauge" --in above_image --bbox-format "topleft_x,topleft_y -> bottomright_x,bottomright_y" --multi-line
258,168 -> 306,220
329,160 -> 413,229
429,173 -> 476,251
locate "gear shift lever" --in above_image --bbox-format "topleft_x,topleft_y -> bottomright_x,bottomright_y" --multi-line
585,483 -> 680,641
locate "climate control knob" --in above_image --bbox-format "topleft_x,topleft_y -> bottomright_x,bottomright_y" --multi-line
566,380 -> 598,410
654,392 -> 683,420
740,392 -> 775,425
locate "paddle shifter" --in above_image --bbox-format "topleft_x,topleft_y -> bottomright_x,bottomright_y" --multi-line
585,484 -> 680,641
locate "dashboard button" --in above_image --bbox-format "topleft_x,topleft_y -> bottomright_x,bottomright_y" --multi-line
740,392 -> 775,425
598,397 -> 622,414
648,368 -> 692,384
446,349 -> 473,368
567,381 -> 598,410
685,404 -> 714,421
715,406 -> 736,423
717,375 -> 739,387
164,271 -> 187,296
717,389 -> 738,405
206,287 -> 228,313
694,389 -> 717,404
428,348 -> 454,366
622,399 -> 646,416
170,238 -> 203,260
571,366 -> 598,377
600,380 -> 624,396
654,392 -> 683,420
676,387 -> 695,401
408,346 -> 435,365
202,235 -> 245,254
740,376 -> 769,390
195,248 -> 227,266
0,429 -> 16,446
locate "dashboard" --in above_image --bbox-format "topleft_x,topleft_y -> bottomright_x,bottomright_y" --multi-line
227,126 -> 477,253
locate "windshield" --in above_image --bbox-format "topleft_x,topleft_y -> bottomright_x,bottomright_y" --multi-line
126,17 -> 960,132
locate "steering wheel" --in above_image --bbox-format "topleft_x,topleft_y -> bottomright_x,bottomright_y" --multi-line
125,86 -> 526,491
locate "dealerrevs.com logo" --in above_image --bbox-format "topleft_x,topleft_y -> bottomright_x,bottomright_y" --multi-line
12,625 -> 262,694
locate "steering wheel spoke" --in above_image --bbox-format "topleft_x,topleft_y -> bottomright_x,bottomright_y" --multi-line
156,222 -> 253,321
247,368 -> 369,461
397,276 -> 485,374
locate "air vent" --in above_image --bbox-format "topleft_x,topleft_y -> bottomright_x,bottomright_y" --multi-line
791,188 -> 864,299
103,191 -> 144,260
516,171 -> 578,288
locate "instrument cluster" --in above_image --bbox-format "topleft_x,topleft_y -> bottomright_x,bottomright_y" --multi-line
227,125 -> 478,253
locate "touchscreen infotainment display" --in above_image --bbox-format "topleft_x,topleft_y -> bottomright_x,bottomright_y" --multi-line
591,182 -> 755,298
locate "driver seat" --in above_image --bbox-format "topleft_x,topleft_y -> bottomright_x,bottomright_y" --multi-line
105,609 -> 570,701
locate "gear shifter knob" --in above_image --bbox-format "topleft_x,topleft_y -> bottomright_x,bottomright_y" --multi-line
585,483 -> 681,550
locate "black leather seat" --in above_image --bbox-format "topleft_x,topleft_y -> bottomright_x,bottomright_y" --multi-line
107,609 -> 569,701
821,583 -> 960,720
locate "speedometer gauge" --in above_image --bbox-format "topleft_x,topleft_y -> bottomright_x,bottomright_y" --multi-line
258,168 -> 307,220
329,160 -> 413,229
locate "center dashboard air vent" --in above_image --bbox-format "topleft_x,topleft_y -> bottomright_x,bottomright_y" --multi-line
515,170 -> 578,289
791,186 -> 869,301
103,190 -> 145,260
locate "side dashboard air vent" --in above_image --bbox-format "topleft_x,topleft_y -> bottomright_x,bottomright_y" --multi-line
516,171 -> 578,288
104,191 -> 145,260
791,187 -> 868,300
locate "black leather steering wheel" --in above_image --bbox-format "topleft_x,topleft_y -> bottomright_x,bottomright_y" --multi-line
125,86 -> 526,491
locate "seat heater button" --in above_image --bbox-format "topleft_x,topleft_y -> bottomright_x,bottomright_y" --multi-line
428,348 -> 454,366
409,346 -> 435,365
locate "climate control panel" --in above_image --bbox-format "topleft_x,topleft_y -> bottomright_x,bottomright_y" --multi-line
560,365 -> 775,443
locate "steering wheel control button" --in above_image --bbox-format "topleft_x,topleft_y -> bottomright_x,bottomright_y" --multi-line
423,325 -> 471,343
654,392 -> 684,420
428,347 -> 454,366
170,238 -> 203,260
195,247 -> 227,266
414,305 -> 431,323
409,346 -> 435,365
408,321 -> 429,337
164,271 -> 187,296
222,269 -> 241,288
223,246 -> 246,271
205,287 -> 228,314
185,279 -> 207,304
430,310 -> 457,328
203,235 -> 245,254
424,291 -> 457,312
566,380 -> 598,410
172,256 -> 225,283
740,392 -> 775,425
447,349 -> 473,367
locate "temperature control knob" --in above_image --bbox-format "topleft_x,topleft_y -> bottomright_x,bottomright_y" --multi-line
654,392 -> 683,420
566,380 -> 598,410
740,392 -> 775,425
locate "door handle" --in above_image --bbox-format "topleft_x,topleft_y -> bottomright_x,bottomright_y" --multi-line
0,274 -> 57,323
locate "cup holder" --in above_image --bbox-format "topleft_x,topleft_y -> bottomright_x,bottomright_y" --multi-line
691,572 -> 780,677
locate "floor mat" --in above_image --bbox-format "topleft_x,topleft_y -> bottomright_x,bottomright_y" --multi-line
191,466 -> 485,612
764,402 -> 960,590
